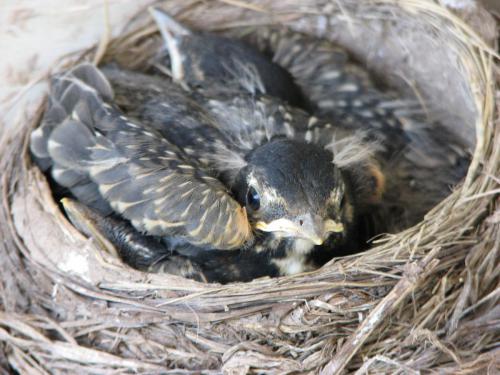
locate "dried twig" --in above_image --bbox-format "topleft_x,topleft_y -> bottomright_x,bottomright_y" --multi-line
320,248 -> 440,375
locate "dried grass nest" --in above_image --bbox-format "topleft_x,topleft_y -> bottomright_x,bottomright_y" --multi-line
0,1 -> 499,374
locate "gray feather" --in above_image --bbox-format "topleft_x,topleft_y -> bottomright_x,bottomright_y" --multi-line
48,119 -> 95,170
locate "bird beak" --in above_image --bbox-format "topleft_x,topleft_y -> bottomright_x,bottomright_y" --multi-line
255,214 -> 344,245
149,7 -> 191,81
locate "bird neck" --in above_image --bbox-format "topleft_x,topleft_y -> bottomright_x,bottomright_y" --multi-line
263,235 -> 316,276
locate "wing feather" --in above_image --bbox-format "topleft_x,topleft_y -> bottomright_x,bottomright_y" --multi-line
36,63 -> 252,250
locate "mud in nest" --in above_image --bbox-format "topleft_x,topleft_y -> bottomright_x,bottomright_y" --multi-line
0,1 -> 498,373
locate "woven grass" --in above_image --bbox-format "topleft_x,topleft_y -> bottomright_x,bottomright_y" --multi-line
0,0 -> 498,373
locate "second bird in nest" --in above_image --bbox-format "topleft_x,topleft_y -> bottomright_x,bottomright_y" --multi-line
30,9 -> 468,283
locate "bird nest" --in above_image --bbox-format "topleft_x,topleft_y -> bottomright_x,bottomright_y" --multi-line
0,1 -> 498,373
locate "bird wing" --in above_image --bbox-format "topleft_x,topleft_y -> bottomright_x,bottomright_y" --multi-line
247,28 -> 382,115
100,66 -> 249,175
32,63 -> 252,250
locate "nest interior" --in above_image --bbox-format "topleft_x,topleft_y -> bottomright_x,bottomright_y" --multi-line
0,1 -> 498,374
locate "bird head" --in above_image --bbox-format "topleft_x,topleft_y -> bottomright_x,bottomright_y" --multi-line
233,138 -> 354,248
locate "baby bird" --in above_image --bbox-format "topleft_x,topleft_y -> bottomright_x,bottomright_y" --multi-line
31,62 -> 382,282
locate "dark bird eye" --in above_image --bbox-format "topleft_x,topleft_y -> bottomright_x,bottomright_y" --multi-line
246,187 -> 261,211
